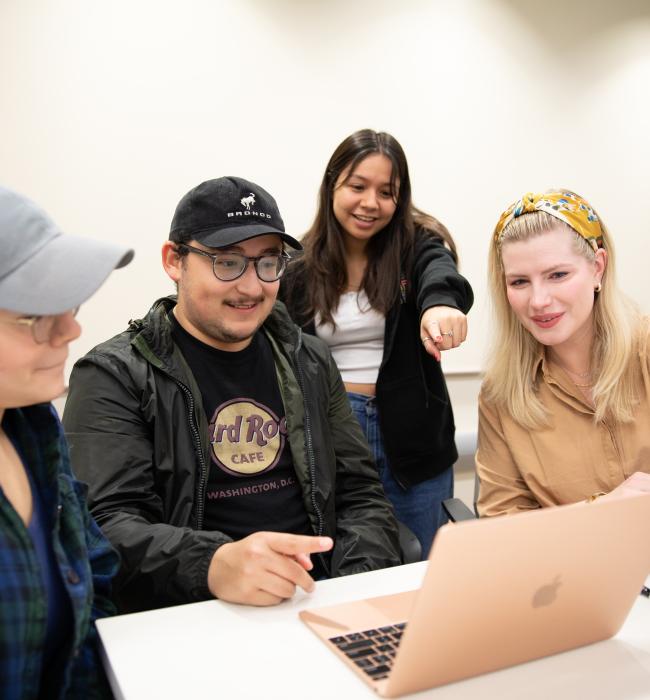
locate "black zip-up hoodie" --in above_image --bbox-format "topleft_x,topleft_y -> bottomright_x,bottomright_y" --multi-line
280,229 -> 474,488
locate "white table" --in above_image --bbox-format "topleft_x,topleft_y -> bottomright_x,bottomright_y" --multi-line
97,563 -> 650,699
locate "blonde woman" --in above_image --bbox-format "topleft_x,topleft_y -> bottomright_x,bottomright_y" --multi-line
477,190 -> 650,517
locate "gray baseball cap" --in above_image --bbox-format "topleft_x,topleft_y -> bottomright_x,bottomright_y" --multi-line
0,186 -> 134,315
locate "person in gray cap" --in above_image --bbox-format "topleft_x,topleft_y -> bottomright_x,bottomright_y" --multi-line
0,185 -> 133,697
63,176 -> 401,612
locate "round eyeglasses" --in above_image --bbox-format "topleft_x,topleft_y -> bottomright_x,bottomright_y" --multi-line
1,307 -> 80,344
179,244 -> 290,282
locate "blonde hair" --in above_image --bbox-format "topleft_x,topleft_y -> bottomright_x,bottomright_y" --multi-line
483,208 -> 640,429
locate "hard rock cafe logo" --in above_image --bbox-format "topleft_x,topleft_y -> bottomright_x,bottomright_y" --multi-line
226,192 -> 272,220
208,399 -> 287,476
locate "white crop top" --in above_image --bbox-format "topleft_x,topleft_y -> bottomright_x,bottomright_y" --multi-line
315,290 -> 385,384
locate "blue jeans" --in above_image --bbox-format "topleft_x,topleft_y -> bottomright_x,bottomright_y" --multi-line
347,392 -> 453,560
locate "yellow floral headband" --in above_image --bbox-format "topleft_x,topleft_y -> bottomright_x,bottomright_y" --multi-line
493,190 -> 603,250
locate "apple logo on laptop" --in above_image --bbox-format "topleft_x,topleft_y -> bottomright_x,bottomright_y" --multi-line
532,575 -> 562,608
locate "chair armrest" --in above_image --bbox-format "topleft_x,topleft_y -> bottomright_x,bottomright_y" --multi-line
398,521 -> 422,564
442,497 -> 477,522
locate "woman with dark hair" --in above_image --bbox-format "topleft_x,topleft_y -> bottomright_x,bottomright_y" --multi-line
0,185 -> 132,697
280,129 -> 473,557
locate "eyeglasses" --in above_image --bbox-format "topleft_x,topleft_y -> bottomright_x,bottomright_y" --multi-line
1,307 -> 79,344
179,244 -> 290,282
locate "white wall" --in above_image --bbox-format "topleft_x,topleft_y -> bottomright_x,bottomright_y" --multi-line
2,0 -> 650,445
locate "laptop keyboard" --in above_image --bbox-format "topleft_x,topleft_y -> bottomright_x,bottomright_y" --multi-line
327,623 -> 406,681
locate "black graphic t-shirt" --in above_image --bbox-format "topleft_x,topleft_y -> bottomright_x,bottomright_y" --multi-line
170,313 -> 312,541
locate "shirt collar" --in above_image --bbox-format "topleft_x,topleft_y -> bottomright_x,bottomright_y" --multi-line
537,348 -> 594,413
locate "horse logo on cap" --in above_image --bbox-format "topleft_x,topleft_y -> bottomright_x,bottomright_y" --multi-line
240,193 -> 256,211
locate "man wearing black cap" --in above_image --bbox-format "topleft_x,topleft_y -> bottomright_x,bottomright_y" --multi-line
63,177 -> 401,612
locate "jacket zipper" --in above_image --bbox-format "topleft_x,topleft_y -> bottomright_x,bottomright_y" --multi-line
133,313 -> 210,529
292,330 -> 324,538
172,378 -> 209,530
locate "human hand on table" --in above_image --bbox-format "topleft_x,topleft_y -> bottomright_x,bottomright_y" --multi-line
208,531 -> 333,606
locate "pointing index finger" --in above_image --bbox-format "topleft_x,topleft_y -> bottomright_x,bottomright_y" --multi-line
267,533 -> 334,556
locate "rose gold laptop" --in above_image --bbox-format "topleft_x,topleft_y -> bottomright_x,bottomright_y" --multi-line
300,493 -> 650,697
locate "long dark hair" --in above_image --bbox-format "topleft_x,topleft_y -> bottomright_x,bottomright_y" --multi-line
289,129 -> 457,327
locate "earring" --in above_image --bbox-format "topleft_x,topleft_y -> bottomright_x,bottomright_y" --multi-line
594,282 -> 602,293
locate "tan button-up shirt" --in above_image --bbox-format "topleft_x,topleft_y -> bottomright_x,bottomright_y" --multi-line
476,322 -> 650,517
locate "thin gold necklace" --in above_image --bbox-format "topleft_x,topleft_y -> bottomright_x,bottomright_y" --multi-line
556,363 -> 593,387
570,379 -> 593,388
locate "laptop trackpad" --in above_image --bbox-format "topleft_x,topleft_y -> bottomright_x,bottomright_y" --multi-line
299,590 -> 416,634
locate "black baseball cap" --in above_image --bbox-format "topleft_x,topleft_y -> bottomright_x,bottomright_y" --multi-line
169,176 -> 302,250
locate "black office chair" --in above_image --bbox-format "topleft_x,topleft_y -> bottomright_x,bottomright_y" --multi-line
397,521 -> 422,563
441,473 -> 479,522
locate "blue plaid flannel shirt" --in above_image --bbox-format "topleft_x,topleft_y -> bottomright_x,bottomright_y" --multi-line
0,404 -> 119,699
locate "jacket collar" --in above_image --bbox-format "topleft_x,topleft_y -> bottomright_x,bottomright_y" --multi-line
129,295 -> 181,375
